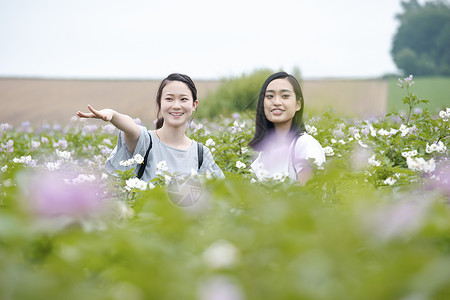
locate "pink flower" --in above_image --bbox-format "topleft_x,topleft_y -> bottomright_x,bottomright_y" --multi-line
27,172 -> 104,219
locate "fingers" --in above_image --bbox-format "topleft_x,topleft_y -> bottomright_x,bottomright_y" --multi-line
76,110 -> 94,118
77,105 -> 97,119
87,104 -> 100,115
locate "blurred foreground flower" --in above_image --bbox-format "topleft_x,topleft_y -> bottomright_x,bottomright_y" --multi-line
21,171 -> 106,231
362,197 -> 429,240
203,240 -> 239,269
198,276 -> 244,300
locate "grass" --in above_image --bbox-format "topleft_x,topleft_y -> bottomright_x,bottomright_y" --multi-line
387,76 -> 450,114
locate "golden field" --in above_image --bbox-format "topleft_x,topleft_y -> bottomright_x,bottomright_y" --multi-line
0,78 -> 387,126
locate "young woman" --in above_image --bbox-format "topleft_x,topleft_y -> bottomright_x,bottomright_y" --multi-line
248,72 -> 325,184
77,73 -> 224,181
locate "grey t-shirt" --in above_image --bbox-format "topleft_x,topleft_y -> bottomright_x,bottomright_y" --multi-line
105,126 -> 224,181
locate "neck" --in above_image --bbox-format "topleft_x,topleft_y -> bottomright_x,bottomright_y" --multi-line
273,121 -> 292,136
157,124 -> 190,148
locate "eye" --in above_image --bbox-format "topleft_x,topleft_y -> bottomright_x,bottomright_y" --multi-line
181,97 -> 189,102
165,97 -> 173,101
282,94 -> 290,99
265,94 -> 274,99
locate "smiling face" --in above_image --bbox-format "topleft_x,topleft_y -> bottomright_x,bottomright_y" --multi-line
160,81 -> 198,128
263,78 -> 301,131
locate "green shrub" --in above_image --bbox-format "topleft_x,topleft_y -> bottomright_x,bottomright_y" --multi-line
198,68 -> 275,118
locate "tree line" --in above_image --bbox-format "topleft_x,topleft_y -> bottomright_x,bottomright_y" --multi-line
392,0 -> 450,76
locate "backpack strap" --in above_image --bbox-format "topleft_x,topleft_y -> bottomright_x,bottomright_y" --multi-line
197,142 -> 204,170
137,132 -> 152,179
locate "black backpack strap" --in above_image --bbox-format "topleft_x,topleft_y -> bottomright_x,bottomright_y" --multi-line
137,132 -> 152,179
197,142 -> 204,170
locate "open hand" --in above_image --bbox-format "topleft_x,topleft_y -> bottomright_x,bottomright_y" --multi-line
77,105 -> 115,122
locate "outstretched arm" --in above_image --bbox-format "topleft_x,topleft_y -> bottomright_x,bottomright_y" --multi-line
77,105 -> 141,153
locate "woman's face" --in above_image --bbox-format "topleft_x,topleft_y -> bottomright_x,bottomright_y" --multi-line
160,81 -> 198,128
263,78 -> 301,129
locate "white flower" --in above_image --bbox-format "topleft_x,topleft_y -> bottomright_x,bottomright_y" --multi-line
369,126 -> 377,137
401,150 -> 418,158
323,146 -> 335,156
399,124 -> 410,137
203,240 -> 239,269
235,161 -> 246,169
101,173 -> 108,180
156,160 -> 168,172
56,149 -> 71,160
125,177 -> 148,191
406,157 -> 435,173
358,140 -> 368,148
1,165 -> 7,172
251,162 -> 270,181
389,128 -> 399,136
205,138 -> 215,147
230,120 -> 242,133
338,139 -> 346,145
305,124 -> 318,136
438,107 -> 450,121
31,140 -> 41,151
164,174 -> 172,185
377,129 -> 390,136
119,158 -> 133,167
191,168 -> 198,176
72,174 -> 96,185
272,172 -> 289,182
426,141 -> 447,154
46,161 -> 61,171
368,155 -> 381,167
330,139 -> 337,144
383,177 -> 397,185
133,154 -> 144,164
12,155 -> 36,167
241,147 -> 248,154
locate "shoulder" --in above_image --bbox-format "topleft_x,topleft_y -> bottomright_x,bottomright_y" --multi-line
295,133 -> 323,148
293,133 -> 325,160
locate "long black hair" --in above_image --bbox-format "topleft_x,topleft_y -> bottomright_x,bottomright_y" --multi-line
155,73 -> 198,129
248,71 -> 306,150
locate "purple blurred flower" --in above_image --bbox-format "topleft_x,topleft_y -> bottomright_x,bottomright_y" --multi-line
1,123 -> 12,132
427,160 -> 450,197
363,198 -> 428,240
53,139 -> 68,150
133,118 -> 143,125
27,172 -> 104,219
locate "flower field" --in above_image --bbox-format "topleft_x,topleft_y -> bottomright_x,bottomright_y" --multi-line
1,79 -> 449,300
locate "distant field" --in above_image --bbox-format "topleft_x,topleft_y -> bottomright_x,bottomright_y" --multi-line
2,77 -> 447,127
301,79 -> 388,118
387,76 -> 450,114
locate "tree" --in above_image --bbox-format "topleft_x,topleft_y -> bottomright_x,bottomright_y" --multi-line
391,0 -> 450,76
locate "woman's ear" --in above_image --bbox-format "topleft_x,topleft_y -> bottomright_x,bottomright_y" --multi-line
192,100 -> 199,111
296,100 -> 301,111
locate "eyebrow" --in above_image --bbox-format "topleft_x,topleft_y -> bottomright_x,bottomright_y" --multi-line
265,89 -> 293,93
164,93 -> 190,97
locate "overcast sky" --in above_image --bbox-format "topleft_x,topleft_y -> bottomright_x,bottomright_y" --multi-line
0,0 -> 421,80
